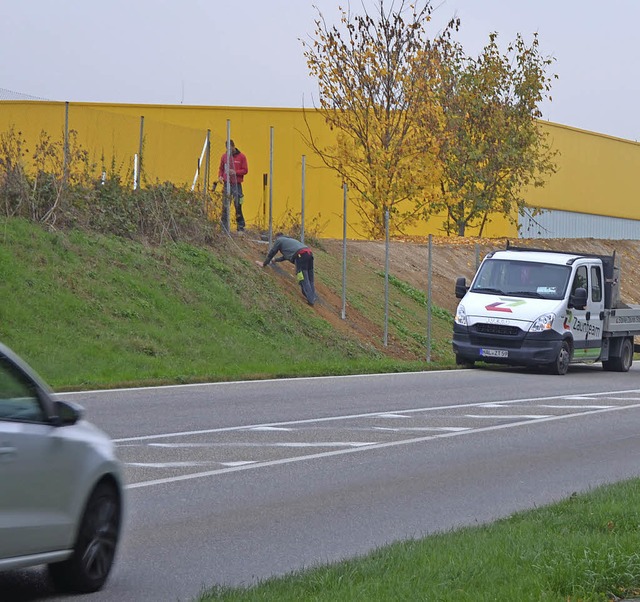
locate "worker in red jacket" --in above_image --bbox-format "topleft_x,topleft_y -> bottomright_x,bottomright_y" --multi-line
218,139 -> 248,232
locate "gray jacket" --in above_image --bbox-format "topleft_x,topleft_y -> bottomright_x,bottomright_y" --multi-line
264,236 -> 309,265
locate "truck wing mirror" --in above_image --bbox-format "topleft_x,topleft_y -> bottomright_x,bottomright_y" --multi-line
455,277 -> 468,299
569,287 -> 588,310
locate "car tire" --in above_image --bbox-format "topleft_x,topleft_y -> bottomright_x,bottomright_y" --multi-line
48,481 -> 121,593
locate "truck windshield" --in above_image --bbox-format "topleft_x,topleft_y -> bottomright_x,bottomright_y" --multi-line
471,259 -> 571,300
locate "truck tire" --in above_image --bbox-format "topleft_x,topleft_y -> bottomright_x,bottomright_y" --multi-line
548,340 -> 571,375
602,337 -> 633,372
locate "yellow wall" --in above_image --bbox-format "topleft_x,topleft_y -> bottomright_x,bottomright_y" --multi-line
1,101 -> 639,239
528,122 -> 640,220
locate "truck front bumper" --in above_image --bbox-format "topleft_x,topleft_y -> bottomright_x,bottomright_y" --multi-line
452,324 -> 565,367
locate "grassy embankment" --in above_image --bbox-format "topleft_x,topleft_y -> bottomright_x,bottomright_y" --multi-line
0,217 -> 449,390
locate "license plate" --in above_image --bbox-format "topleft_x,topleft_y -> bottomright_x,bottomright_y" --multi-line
481,348 -> 508,358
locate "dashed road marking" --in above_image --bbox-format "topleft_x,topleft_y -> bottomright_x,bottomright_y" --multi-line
123,390 -> 640,490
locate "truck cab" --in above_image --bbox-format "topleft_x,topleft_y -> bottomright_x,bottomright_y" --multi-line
452,245 -> 634,375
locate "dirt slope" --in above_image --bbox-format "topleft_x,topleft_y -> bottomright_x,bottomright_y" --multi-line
323,237 -> 640,313
240,234 -> 640,361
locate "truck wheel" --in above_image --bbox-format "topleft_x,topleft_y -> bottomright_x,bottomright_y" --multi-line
603,337 -> 633,372
548,341 -> 571,375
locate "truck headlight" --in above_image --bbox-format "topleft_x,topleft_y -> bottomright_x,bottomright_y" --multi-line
530,312 -> 555,332
455,304 -> 468,326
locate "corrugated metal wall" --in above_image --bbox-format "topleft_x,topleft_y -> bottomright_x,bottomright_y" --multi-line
519,208 -> 640,239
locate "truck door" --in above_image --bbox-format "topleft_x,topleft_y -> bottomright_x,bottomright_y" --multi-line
569,263 -> 605,361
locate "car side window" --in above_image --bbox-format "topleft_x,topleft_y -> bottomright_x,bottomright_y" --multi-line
0,357 -> 46,423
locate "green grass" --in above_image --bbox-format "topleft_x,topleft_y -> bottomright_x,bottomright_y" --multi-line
0,218 -> 445,389
382,272 -> 455,324
199,479 -> 640,602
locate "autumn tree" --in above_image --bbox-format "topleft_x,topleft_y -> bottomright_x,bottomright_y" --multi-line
302,1 -> 451,238
431,32 -> 558,236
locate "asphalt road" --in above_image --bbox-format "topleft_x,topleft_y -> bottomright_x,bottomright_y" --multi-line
4,364 -> 640,601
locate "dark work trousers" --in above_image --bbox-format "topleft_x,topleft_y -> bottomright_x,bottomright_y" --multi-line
221,182 -> 246,231
294,250 -> 317,305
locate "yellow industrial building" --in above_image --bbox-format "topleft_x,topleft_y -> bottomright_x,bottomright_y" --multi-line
1,100 -> 639,239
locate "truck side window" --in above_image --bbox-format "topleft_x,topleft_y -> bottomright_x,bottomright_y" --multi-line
571,266 -> 588,296
591,266 -> 602,302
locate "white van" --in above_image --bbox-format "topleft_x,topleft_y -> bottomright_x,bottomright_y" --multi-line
452,245 -> 640,375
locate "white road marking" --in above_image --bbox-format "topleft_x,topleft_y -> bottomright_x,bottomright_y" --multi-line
373,426 -> 470,432
125,398 -> 640,490
60,368 -> 453,396
150,443 -> 218,448
148,441 -> 376,448
115,388 -> 640,444
465,414 -> 552,419
127,460 -> 259,468
247,426 -> 293,431
128,462 -> 211,468
376,413 -> 411,418
277,442 -> 376,448
536,404 -> 613,409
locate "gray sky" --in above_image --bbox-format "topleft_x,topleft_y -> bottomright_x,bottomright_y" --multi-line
1,0 -> 639,141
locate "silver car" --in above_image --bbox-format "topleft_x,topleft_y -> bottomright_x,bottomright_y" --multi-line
0,342 -> 123,593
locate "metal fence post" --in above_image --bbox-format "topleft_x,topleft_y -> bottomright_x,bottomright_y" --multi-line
63,101 -> 69,188
268,126 -> 274,246
384,209 -> 390,347
203,129 -> 210,198
301,154 -> 306,244
223,120 -> 231,233
426,234 -> 433,362
341,183 -> 347,320
136,115 -> 144,190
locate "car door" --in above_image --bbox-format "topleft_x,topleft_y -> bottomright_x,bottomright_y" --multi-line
568,262 -> 605,361
0,357 -> 78,559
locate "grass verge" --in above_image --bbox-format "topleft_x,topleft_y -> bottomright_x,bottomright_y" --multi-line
199,478 -> 640,602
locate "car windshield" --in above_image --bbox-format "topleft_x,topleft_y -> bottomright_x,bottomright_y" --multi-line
471,259 -> 570,300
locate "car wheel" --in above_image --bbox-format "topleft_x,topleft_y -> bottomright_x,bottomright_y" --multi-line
48,481 -> 121,593
548,340 -> 571,375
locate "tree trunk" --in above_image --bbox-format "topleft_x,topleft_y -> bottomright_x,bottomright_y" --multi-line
456,200 -> 466,236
